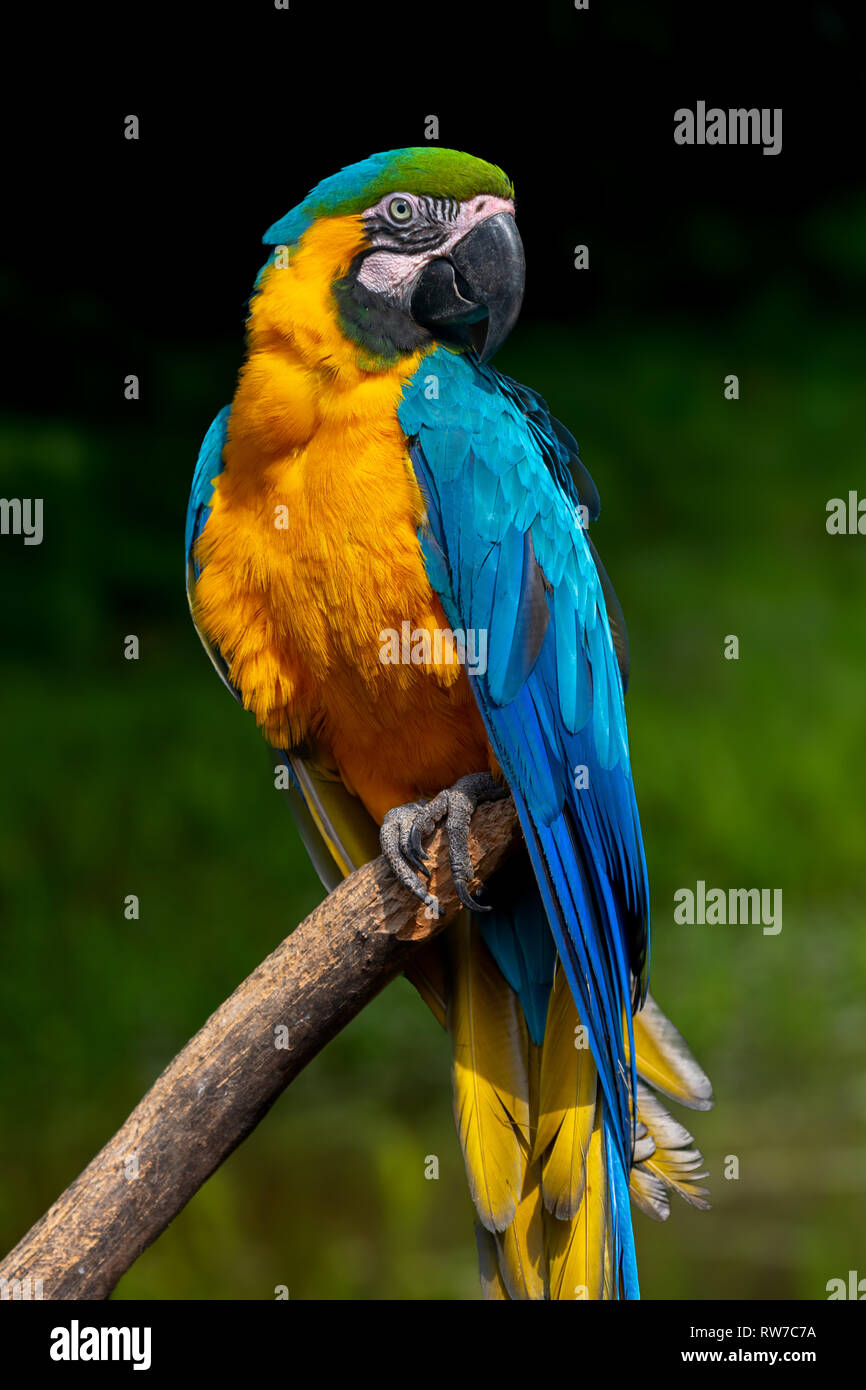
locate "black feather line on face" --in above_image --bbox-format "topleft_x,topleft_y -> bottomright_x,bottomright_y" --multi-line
361,193 -> 458,255
416,194 -> 458,223
361,215 -> 450,256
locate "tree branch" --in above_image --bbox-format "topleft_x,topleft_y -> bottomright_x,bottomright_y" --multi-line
0,799 -> 520,1300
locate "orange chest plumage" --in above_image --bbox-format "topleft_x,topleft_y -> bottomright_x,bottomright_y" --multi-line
192,232 -> 490,820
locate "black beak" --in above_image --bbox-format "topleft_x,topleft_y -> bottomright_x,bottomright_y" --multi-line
409,212 -> 525,362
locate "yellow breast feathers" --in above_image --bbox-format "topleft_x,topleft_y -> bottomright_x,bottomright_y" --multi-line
192,215 -> 490,821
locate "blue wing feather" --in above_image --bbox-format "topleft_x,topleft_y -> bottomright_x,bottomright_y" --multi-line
185,405 -> 232,575
399,348 -> 650,1193
185,406 -> 240,704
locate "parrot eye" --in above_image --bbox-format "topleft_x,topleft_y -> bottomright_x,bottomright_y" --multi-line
388,197 -> 414,223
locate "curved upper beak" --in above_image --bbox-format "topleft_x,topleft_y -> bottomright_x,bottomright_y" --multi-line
409,212 -> 525,362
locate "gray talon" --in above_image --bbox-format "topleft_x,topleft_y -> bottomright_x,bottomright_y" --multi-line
380,803 -> 433,907
401,813 -> 431,878
456,884 -> 487,912
407,790 -> 447,871
379,773 -> 507,916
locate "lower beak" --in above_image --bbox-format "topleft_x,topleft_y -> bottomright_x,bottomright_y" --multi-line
409,212 -> 525,362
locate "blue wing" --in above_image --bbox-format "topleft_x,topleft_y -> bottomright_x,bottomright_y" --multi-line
185,406 -> 238,699
398,349 -> 649,1188
186,405 -> 232,576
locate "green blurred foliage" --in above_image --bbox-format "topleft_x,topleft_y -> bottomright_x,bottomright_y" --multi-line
1,261 -> 864,1298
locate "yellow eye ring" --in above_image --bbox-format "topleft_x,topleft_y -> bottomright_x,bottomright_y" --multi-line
389,197 -> 413,222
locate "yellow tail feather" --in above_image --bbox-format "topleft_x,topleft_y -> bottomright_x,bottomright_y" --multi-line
545,1104 -> 611,1300
630,994 -> 714,1111
634,1082 -> 712,1212
535,963 -> 598,1220
493,1163 -> 548,1299
448,929 -> 713,1297
447,915 -> 530,1232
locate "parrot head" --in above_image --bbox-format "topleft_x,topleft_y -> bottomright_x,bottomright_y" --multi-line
261,148 -> 525,365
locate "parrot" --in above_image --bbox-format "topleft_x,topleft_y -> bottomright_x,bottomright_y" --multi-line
185,146 -> 714,1300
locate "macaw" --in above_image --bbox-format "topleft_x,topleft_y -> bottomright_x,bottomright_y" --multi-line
185,147 -> 714,1300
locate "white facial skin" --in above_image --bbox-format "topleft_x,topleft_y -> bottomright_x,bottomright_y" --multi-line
356,193 -> 516,305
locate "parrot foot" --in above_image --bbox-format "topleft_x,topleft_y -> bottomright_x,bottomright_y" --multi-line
380,772 -> 508,916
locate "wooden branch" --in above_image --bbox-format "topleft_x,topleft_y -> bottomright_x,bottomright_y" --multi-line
0,799 -> 520,1300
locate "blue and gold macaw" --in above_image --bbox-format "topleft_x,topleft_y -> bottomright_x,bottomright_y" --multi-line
186,147 -> 714,1299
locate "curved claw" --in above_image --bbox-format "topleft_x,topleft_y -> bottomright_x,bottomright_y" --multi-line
380,773 -> 506,919
380,803 -> 441,911
403,833 -> 432,880
407,790 -> 448,872
395,804 -> 429,878
407,823 -> 428,869
454,879 -> 489,913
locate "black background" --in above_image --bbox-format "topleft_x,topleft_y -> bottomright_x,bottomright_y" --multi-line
5,0 -> 863,422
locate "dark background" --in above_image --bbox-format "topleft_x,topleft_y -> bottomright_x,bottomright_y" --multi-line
1,1 -> 864,1298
